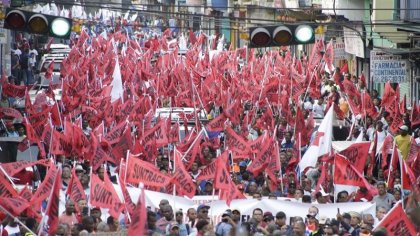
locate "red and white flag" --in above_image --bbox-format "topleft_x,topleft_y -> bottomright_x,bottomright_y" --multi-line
299,105 -> 334,172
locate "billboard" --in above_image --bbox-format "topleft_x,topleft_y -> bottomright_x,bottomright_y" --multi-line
370,50 -> 409,83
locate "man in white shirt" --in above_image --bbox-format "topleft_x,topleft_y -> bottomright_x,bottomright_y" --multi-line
312,97 -> 325,118
28,45 -> 38,68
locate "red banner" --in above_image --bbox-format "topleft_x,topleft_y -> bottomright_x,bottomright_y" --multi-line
196,158 -> 217,181
66,169 -> 87,204
248,139 -> 275,176
104,121 -> 127,145
168,121 -> 180,143
126,154 -> 172,187
375,201 -> 416,235
31,164 -> 58,205
50,129 -> 73,156
206,113 -> 226,132
0,107 -> 23,120
19,185 -> 33,201
339,142 -> 370,173
45,167 -> 62,235
225,127 -> 250,155
127,186 -> 146,236
172,151 -> 197,198
90,173 -> 117,209
214,152 -> 231,190
0,197 -> 30,217
0,171 -> 19,198
334,154 -> 377,195
2,83 -> 26,98
1,159 -> 49,177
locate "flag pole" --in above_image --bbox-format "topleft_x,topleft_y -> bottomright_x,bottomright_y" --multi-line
387,142 -> 397,185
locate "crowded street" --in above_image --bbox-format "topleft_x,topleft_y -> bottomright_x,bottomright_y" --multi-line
0,1 -> 420,236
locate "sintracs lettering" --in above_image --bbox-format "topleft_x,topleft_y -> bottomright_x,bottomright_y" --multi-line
93,184 -> 113,205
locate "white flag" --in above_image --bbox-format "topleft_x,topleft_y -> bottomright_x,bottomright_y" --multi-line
110,57 -> 124,102
298,105 -> 334,172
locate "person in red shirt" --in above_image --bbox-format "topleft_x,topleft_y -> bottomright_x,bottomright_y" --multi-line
353,187 -> 373,202
59,199 -> 79,235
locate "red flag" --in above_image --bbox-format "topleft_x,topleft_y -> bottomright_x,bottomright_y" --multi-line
31,164 -> 59,206
23,117 -> 40,143
19,185 -> 33,201
50,129 -> 73,156
359,73 -> 366,87
379,135 -> 393,168
339,142 -> 370,173
0,107 -> 23,120
206,113 -> 226,132
334,154 -> 378,195
44,167 -> 61,235
44,37 -> 54,51
375,201 -> 417,235
196,158 -> 218,181
402,161 -> 420,201
406,137 -> 419,164
1,159 -> 49,177
1,83 -> 26,98
126,154 -> 172,187
225,127 -> 251,155
127,185 -> 146,235
66,168 -> 87,204
362,92 -> 378,119
104,121 -> 127,145
0,197 -> 30,218
411,101 -> 420,127
119,176 -> 136,216
340,62 -> 348,74
400,94 -> 407,114
248,139 -> 275,176
168,121 -> 180,143
381,82 -> 397,107
111,127 -> 133,163
214,152 -> 231,190
323,40 -> 335,72
90,173 -> 121,214
0,171 -> 19,198
45,59 -> 54,80
172,151 -> 197,198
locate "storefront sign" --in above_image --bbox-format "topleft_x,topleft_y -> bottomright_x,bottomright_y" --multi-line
370,50 -> 409,83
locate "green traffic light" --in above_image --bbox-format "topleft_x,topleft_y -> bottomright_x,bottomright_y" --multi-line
50,17 -> 72,38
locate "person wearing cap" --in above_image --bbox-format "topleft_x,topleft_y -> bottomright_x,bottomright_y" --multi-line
235,160 -> 252,183
75,165 -> 86,179
231,209 -> 241,226
196,205 -> 210,222
199,180 -> 214,196
166,209 -> 189,236
306,212 -> 323,236
263,212 -> 274,225
215,210 -> 234,236
337,210 -> 362,236
395,125 -> 412,160
167,222 -> 180,236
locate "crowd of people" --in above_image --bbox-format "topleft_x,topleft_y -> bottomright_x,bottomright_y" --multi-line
0,30 -> 419,236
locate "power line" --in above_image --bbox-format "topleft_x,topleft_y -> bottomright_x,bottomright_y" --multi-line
26,0 -> 420,29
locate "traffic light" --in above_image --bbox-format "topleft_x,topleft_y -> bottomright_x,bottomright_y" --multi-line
249,24 -> 316,48
3,8 -> 72,39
